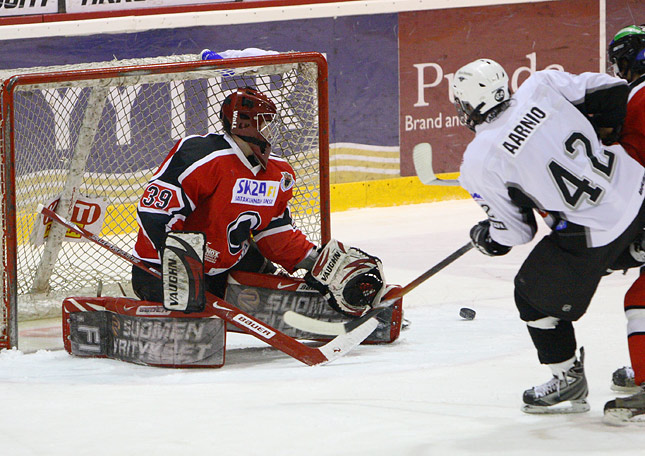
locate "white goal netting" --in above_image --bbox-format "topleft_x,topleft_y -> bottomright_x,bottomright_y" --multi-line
0,52 -> 329,348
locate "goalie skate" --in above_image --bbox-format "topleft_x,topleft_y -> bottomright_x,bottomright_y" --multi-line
522,348 -> 589,414
611,366 -> 640,394
603,387 -> 645,426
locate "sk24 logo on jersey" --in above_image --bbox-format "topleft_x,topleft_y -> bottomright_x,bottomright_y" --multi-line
232,178 -> 279,206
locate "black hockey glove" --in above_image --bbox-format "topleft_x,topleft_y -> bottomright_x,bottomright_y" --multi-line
608,229 -> 645,272
630,231 -> 645,264
470,220 -> 512,256
584,82 -> 628,145
597,125 -> 623,146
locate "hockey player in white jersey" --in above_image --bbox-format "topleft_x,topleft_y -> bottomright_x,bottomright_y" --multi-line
454,59 -> 645,414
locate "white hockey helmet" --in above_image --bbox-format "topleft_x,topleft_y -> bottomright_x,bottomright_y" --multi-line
452,59 -> 510,131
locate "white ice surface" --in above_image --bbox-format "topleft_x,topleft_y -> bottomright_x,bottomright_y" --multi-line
2,199 -> 644,455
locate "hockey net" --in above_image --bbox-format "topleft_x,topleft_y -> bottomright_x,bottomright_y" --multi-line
0,52 -> 330,349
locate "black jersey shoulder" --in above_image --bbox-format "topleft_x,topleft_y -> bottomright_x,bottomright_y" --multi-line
161,134 -> 232,184
177,134 -> 232,164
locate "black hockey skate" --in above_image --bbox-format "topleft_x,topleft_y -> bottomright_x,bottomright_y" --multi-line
603,386 -> 645,426
522,347 -> 589,414
611,366 -> 640,394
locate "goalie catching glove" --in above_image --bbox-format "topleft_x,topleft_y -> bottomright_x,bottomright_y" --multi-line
304,239 -> 386,318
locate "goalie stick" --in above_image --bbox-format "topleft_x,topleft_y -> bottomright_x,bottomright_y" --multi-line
38,205 -> 385,366
284,242 -> 473,335
413,142 -> 460,187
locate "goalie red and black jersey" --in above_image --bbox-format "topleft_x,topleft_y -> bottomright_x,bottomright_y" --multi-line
133,132 -> 315,275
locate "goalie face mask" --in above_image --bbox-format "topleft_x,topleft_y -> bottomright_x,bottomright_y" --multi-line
220,87 -> 278,169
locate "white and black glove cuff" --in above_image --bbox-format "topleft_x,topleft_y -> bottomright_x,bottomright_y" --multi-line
470,220 -> 512,256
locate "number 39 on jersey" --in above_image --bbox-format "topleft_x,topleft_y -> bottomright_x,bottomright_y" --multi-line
139,182 -> 183,213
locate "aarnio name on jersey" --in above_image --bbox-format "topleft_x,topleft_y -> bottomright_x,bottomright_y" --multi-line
501,106 -> 548,156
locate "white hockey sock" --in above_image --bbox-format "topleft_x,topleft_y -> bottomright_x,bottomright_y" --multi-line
549,355 -> 577,379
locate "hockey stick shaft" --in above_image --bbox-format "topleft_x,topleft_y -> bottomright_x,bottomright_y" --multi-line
389,242 -> 473,300
39,205 -> 380,366
284,242 -> 473,335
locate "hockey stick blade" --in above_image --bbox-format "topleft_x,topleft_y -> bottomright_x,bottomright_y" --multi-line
284,305 -> 387,337
283,311 -> 347,336
413,143 -> 460,186
38,205 -> 378,366
284,243 -> 473,335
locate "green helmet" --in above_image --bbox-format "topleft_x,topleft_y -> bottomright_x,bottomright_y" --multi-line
608,25 -> 645,79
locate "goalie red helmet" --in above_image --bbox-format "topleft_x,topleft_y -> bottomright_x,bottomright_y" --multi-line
220,87 -> 279,169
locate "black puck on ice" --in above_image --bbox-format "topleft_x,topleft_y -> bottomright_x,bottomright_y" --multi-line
459,307 -> 476,320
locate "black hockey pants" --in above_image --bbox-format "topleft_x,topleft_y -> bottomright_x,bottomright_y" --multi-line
514,198 -> 645,364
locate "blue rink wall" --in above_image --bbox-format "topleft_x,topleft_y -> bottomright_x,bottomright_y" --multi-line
0,15 -> 399,151
2,0 -> 643,210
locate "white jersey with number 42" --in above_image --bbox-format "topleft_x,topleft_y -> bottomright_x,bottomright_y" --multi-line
459,70 -> 645,248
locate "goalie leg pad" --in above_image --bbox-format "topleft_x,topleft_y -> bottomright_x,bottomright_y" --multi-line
62,297 -> 226,368
305,239 -> 385,317
163,231 -> 206,313
224,271 -> 402,343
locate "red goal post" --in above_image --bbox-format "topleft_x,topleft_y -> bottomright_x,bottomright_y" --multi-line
0,52 -> 330,349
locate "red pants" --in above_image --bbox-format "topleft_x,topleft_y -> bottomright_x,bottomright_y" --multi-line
624,273 -> 645,386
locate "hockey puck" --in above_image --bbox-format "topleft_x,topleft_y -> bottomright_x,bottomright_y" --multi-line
459,307 -> 476,320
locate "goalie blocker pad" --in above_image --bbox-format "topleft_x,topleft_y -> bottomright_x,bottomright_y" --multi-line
162,231 -> 206,313
62,297 -> 226,368
224,271 -> 403,344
